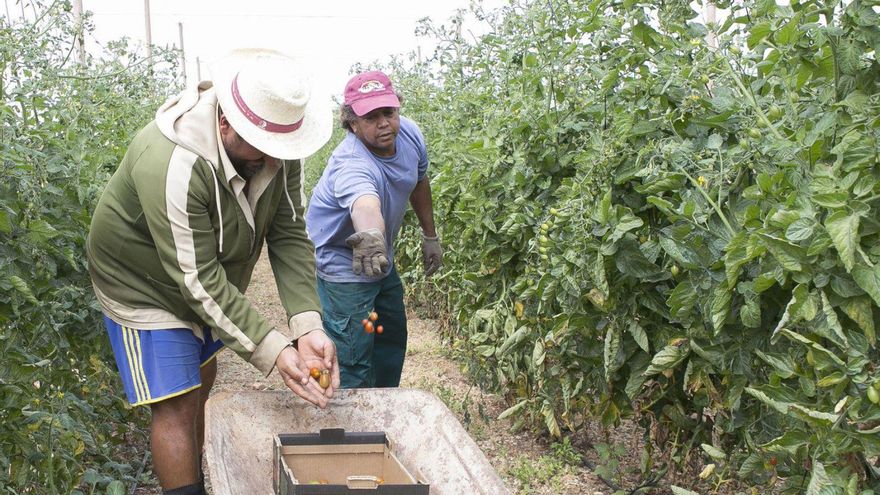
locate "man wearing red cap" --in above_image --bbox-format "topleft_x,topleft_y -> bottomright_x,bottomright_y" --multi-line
306,70 -> 442,388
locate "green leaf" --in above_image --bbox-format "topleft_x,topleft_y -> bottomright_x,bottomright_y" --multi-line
533,338 -> 545,367
839,90 -> 868,111
541,401 -> 561,438
745,387 -> 791,415
853,265 -> 880,307
497,325 -> 530,356
710,283 -> 731,334
786,217 -> 815,242
775,13 -> 802,45
779,329 -> 847,368
604,326 -> 620,381
724,232 -> 750,287
824,211 -> 859,272
611,212 -> 644,241
760,234 -> 805,271
26,219 -> 59,245
754,273 -> 779,293
497,400 -> 528,420
701,443 -> 727,461
628,321 -> 649,353
9,275 -> 38,304
812,192 -> 848,209
819,291 -> 848,348
806,461 -> 833,495
614,240 -> 663,280
0,209 -> 11,234
840,297 -> 875,346
741,296 -> 762,328
635,174 -> 685,195
747,21 -> 772,49
755,350 -> 796,378
668,279 -> 698,319
645,344 -> 689,376
106,480 -> 126,495
671,487 -> 700,495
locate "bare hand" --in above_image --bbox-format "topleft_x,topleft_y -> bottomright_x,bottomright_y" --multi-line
296,330 -> 341,397
275,346 -> 329,408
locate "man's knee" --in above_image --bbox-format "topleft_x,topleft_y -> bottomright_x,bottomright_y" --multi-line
151,389 -> 201,426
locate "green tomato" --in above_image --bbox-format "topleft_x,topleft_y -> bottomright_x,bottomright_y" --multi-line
730,45 -> 741,56
748,128 -> 762,139
767,104 -> 783,120
700,74 -> 710,84
868,386 -> 880,405
549,208 -> 559,216
671,265 -> 680,277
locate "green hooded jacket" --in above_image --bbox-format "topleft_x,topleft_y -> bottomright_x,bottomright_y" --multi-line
87,82 -> 322,375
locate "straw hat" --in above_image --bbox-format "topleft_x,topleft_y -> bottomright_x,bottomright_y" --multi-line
210,48 -> 331,160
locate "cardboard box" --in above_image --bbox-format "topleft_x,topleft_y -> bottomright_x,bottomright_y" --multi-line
274,428 -> 430,494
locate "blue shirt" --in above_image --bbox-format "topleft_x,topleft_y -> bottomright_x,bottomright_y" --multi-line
306,116 -> 428,282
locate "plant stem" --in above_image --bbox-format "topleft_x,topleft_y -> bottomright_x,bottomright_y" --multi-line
678,157 -> 736,236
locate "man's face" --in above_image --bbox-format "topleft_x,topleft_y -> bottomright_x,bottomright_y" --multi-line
219,115 -> 270,179
351,107 -> 400,157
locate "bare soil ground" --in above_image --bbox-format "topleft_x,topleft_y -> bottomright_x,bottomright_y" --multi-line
134,249 -> 695,494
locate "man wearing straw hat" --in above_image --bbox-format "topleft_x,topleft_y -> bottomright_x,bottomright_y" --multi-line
307,70 -> 442,389
86,48 -> 338,495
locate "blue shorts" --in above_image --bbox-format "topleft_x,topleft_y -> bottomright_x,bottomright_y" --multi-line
103,315 -> 224,406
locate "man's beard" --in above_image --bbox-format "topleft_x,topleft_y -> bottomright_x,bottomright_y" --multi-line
231,158 -> 264,180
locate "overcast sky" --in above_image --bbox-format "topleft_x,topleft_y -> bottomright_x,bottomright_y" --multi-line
74,0 -> 505,98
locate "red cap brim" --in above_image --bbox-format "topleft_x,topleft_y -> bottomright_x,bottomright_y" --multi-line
350,93 -> 401,116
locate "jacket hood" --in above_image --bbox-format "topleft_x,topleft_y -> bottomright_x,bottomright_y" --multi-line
155,81 -> 221,168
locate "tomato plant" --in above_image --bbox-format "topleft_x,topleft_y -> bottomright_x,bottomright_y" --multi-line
0,2 -> 179,492
391,0 -> 880,491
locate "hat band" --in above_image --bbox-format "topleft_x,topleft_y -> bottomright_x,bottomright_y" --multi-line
231,74 -> 303,134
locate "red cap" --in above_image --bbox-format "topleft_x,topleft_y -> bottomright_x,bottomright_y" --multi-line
343,70 -> 401,117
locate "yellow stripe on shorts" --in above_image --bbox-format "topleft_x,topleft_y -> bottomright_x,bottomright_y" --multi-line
131,328 -> 152,402
122,326 -> 149,403
121,327 -> 141,403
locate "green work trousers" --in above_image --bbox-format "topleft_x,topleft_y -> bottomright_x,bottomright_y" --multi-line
316,268 -> 407,388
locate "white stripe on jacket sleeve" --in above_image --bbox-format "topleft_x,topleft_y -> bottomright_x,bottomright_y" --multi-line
166,146 -> 256,353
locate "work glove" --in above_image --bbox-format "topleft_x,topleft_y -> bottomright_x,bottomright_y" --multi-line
421,234 -> 443,277
345,228 -> 389,277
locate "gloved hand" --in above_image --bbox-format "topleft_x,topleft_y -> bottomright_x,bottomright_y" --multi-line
421,234 -> 443,277
345,228 -> 389,277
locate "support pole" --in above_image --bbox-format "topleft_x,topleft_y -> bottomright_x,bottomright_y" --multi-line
196,56 -> 201,81
178,22 -> 186,86
705,1 -> 718,49
72,0 -> 86,66
144,0 -> 153,68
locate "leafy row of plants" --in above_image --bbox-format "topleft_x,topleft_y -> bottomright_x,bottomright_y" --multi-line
1,3 -> 178,493
392,0 -> 880,492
